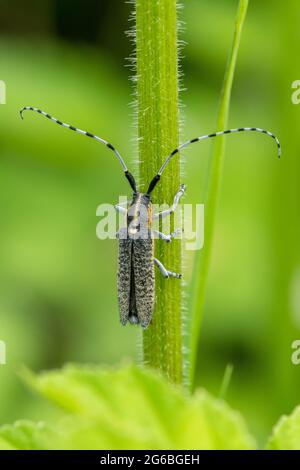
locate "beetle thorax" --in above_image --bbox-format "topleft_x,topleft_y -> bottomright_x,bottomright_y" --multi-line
127,192 -> 152,237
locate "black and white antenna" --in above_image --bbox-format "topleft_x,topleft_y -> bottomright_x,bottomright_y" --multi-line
20,106 -> 137,192
147,127 -> 281,194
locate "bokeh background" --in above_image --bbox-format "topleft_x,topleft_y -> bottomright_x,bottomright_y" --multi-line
0,0 -> 299,444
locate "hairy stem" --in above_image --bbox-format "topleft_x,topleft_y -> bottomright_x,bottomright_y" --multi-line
135,0 -> 183,384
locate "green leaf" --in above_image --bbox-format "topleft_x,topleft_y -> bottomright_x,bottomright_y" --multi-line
266,405 -> 300,450
17,364 -> 256,450
0,421 -> 56,450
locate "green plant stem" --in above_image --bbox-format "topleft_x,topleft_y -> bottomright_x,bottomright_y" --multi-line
189,0 -> 249,390
135,0 -> 182,384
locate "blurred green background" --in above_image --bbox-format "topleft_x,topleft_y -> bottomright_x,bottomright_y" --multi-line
0,0 -> 299,445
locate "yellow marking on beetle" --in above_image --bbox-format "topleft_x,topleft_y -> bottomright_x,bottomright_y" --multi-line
147,203 -> 153,229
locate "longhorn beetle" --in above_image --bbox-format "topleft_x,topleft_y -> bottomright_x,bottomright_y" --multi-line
20,106 -> 281,328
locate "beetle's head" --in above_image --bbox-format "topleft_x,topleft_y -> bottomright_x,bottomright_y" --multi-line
141,193 -> 151,203
131,192 -> 150,205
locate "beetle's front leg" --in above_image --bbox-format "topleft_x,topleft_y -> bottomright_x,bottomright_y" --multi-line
152,228 -> 182,243
153,184 -> 186,220
154,258 -> 182,279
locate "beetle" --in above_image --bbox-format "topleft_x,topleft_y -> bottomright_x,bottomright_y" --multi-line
20,106 -> 281,328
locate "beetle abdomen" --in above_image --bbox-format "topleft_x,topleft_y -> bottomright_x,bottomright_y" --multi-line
132,236 -> 155,329
117,230 -> 155,328
117,229 -> 133,326
128,262 -> 139,325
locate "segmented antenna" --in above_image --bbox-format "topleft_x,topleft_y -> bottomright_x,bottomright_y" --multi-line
20,106 -> 137,191
147,127 -> 281,193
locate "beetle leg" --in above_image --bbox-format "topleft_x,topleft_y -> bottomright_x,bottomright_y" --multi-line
152,228 -> 182,243
153,184 -> 186,220
154,258 -> 182,279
